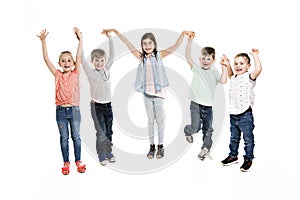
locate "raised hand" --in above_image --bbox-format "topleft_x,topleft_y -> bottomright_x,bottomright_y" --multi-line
188,31 -> 195,38
74,27 -> 82,40
220,54 -> 230,67
37,29 -> 49,41
250,48 -> 259,55
101,29 -> 112,38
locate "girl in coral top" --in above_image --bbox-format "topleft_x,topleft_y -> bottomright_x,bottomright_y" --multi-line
37,27 -> 86,175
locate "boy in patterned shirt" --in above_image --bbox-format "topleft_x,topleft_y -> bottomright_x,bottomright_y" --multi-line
220,49 -> 262,172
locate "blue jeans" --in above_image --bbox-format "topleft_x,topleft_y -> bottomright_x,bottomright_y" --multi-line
184,101 -> 213,150
143,94 -> 166,144
229,107 -> 255,160
56,106 -> 82,163
90,101 -> 113,158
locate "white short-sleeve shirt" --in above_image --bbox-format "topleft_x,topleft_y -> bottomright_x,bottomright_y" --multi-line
229,72 -> 256,115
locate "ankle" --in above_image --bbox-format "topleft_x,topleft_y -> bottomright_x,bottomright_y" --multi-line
150,144 -> 156,151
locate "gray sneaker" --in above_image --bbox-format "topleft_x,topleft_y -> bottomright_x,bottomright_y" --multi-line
185,135 -> 193,143
198,147 -> 211,161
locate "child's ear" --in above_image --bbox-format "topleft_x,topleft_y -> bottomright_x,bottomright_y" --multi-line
247,63 -> 251,69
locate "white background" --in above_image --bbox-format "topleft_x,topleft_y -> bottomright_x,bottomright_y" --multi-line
1,0 -> 300,199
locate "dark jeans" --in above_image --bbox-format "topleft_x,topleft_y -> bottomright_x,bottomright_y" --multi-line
229,107 -> 255,160
90,101 -> 113,157
184,101 -> 213,150
56,106 -> 82,162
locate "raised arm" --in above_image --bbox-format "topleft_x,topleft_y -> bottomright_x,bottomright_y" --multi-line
37,29 -> 56,76
160,30 -> 193,59
105,29 -> 141,59
219,62 -> 228,84
102,30 -> 115,68
250,48 -> 262,80
220,54 -> 233,79
185,36 -> 195,68
74,27 -> 83,72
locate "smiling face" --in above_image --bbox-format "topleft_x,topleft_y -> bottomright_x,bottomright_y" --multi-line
141,32 -> 157,57
199,54 -> 215,69
92,56 -> 106,71
58,52 -> 75,73
233,55 -> 251,75
142,38 -> 155,55
199,47 -> 215,69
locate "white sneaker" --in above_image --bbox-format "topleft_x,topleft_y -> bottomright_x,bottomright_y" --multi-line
198,147 -> 212,161
100,159 -> 108,166
107,153 -> 116,163
185,135 -> 193,143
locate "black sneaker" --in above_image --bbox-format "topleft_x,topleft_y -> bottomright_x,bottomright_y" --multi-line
240,158 -> 252,172
156,144 -> 164,159
221,156 -> 238,166
147,144 -> 156,159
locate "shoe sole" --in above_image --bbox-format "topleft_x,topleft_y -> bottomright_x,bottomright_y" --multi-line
222,161 -> 238,166
198,155 -> 212,161
100,161 -> 108,166
240,168 -> 250,172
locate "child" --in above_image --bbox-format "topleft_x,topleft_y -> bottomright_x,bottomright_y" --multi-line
81,30 -> 115,166
220,49 -> 262,172
184,33 -> 227,161
37,28 -> 86,175
104,29 -> 193,159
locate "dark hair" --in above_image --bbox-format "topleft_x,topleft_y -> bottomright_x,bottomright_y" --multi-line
91,49 -> 106,62
140,32 -> 158,62
201,47 -> 215,59
235,53 -> 251,64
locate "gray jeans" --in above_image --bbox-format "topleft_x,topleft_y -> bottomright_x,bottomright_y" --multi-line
143,94 -> 166,144
184,101 -> 213,150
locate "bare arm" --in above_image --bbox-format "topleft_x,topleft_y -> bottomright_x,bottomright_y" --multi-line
104,29 -> 141,59
220,54 -> 233,79
219,65 -> 227,84
37,29 -> 56,76
160,30 -> 193,58
74,27 -> 83,72
185,37 -> 195,68
250,48 -> 262,80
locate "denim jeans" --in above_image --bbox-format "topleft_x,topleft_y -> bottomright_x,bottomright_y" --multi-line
143,94 -> 165,144
229,108 -> 255,160
90,101 -> 113,158
184,101 -> 213,150
56,106 -> 82,162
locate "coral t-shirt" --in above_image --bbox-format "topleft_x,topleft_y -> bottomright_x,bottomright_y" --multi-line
54,70 -> 80,106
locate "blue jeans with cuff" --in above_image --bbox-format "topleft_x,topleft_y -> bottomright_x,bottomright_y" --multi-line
56,106 -> 82,163
229,107 -> 255,160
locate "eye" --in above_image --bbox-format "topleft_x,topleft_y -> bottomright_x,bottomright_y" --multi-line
67,59 -> 71,62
